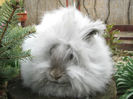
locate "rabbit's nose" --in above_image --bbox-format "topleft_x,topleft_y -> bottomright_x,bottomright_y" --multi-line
50,70 -> 62,80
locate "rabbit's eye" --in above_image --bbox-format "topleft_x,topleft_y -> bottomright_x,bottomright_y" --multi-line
69,53 -> 74,60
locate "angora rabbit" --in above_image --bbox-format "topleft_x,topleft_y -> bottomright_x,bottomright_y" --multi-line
21,7 -> 113,98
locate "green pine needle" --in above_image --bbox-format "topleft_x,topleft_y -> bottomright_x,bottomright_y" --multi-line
0,0 -> 36,84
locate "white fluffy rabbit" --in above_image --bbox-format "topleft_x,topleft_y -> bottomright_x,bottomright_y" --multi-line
21,7 -> 113,98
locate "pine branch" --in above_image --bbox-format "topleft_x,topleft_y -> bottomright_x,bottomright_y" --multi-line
0,28 -> 35,55
0,3 -> 19,46
0,0 -> 34,84
0,54 -> 30,60
0,46 -> 11,55
4,29 -> 35,47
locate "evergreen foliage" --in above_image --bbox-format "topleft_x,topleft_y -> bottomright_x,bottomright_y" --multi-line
115,56 -> 133,99
0,0 -> 35,85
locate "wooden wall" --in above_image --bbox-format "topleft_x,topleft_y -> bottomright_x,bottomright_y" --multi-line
0,0 -> 6,6
24,0 -> 133,25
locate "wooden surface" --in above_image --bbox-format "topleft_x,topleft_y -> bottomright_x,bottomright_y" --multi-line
23,0 -> 133,51
113,25 -> 133,32
24,0 -> 133,25
113,25 -> 133,51
8,78 -> 117,99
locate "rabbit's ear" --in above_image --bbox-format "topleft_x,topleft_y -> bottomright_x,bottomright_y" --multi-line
82,20 -> 106,40
82,29 -> 99,40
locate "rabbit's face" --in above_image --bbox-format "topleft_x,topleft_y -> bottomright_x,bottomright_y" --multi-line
21,7 -> 113,97
46,43 -> 78,86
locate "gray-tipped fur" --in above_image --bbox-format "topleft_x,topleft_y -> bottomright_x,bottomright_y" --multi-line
21,7 -> 113,98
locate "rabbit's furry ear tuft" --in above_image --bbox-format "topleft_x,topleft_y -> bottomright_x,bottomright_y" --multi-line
82,29 -> 98,40
82,20 -> 106,40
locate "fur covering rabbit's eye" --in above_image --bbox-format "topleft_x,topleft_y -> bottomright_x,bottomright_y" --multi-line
21,7 -> 113,98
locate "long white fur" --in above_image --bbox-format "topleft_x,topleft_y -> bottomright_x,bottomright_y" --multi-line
21,7 -> 113,98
